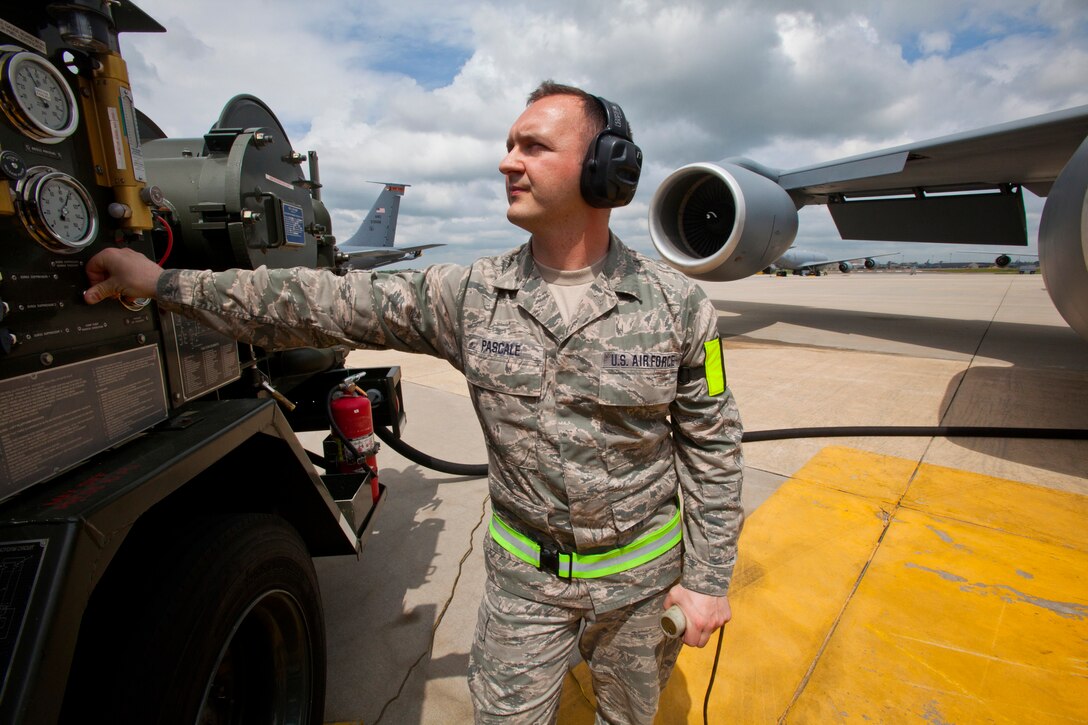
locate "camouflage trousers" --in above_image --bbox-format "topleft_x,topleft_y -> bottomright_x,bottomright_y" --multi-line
468,577 -> 683,724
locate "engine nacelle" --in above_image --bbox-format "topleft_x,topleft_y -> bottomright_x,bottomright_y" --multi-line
838,261 -> 853,273
649,162 -> 798,281
864,257 -> 876,269
1038,134 -> 1088,341
995,254 -> 1012,268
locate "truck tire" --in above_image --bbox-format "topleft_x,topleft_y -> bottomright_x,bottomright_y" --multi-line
65,513 -> 326,724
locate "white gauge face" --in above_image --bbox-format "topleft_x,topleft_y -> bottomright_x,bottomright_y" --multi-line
2,51 -> 78,142
19,169 -> 98,253
38,176 -> 92,245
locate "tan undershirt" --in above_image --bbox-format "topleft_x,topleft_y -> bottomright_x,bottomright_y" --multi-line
534,254 -> 607,324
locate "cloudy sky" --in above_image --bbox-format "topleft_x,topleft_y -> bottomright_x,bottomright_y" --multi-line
121,0 -> 1087,268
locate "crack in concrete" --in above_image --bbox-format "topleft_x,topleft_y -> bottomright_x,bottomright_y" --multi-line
373,493 -> 489,724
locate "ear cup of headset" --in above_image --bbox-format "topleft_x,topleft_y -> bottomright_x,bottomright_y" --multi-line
581,97 -> 643,208
582,134 -> 643,208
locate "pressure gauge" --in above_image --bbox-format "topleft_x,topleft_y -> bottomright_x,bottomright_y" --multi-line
0,51 -> 79,143
18,167 -> 98,253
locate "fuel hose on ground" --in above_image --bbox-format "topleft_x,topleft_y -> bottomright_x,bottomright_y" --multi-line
376,423 -> 1088,479
373,424 -> 489,477
743,425 -> 1088,442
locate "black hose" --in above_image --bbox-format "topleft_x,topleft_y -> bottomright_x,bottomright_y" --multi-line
373,424 -> 1087,478
374,424 -> 489,477
742,425 -> 1088,442
703,624 -> 727,725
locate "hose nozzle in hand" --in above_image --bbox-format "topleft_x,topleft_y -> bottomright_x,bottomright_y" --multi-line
660,604 -> 686,639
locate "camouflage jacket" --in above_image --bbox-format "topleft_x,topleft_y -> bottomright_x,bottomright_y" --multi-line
158,235 -> 744,610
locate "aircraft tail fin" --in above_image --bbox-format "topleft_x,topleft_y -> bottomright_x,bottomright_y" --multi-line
343,182 -> 409,248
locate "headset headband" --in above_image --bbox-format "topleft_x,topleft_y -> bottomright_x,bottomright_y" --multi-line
595,96 -> 633,141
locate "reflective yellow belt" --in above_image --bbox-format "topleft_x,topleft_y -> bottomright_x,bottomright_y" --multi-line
489,508 -> 682,579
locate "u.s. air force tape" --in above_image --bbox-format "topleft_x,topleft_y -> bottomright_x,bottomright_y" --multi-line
677,338 -> 726,395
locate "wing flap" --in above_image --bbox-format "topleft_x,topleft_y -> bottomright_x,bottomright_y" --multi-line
828,187 -> 1027,245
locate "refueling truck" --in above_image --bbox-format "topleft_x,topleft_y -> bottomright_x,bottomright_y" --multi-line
0,2 -> 407,722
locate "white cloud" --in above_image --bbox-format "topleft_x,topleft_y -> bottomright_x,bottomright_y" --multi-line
918,30 -> 953,55
123,0 -> 1087,266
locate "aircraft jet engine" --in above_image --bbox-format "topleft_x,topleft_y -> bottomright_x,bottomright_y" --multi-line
1038,135 -> 1088,338
648,161 -> 798,282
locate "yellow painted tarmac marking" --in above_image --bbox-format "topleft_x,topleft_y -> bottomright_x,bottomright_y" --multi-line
788,445 -> 920,505
556,446 -> 1088,724
790,507 -> 1088,723
904,462 -> 1088,553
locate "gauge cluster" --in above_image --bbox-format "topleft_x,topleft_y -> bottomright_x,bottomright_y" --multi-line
0,43 -> 102,261
0,3 -> 333,498
0,10 -> 158,379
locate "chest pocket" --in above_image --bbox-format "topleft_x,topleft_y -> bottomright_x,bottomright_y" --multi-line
598,360 -> 678,407
464,335 -> 545,469
464,335 -> 545,396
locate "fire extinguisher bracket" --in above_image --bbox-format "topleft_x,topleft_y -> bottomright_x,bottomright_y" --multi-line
281,366 -> 406,438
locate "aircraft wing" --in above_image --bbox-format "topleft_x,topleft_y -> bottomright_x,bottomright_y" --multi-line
767,105 -> 1088,247
778,105 -> 1088,201
341,244 -> 444,271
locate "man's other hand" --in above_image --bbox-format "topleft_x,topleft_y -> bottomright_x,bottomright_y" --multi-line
664,584 -> 732,648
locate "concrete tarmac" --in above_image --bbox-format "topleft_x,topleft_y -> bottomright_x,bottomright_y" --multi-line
313,271 -> 1088,724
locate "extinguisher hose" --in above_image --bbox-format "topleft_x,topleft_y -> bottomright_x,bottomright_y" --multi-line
374,424 -> 489,477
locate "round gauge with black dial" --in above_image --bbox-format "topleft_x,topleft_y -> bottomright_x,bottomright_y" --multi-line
0,51 -> 79,143
18,168 -> 98,253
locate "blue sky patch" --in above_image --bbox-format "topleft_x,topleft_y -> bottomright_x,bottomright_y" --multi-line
901,15 -> 1054,63
371,36 -> 471,90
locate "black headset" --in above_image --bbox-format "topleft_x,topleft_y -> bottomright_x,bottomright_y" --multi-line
581,96 -> 643,208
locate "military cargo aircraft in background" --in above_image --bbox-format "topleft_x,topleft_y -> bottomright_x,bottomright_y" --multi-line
648,104 -> 1088,342
337,182 -> 443,270
953,251 -> 1040,273
764,248 -> 899,276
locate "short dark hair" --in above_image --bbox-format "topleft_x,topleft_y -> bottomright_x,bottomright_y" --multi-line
526,80 -> 610,139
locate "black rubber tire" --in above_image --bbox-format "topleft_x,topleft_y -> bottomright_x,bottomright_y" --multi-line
68,514 -> 326,724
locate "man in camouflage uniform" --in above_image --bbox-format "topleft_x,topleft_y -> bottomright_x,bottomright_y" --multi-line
85,81 -> 744,724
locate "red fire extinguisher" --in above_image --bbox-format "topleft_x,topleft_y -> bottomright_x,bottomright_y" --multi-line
329,388 -> 380,503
